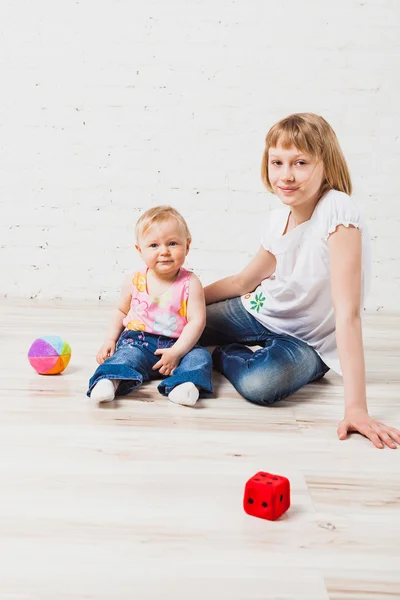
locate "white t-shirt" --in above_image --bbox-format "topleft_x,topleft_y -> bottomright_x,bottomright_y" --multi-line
241,189 -> 372,375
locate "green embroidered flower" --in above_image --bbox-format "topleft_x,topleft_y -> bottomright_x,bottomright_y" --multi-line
250,292 -> 266,313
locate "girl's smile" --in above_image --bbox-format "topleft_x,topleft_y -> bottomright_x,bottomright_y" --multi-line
278,186 -> 300,193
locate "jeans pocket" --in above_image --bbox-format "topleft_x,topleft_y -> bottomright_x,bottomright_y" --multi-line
157,335 -> 175,349
117,330 -> 148,349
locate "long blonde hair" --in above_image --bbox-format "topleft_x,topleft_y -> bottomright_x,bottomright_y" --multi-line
261,113 -> 352,197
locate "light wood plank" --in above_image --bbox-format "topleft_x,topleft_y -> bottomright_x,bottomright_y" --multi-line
0,301 -> 399,599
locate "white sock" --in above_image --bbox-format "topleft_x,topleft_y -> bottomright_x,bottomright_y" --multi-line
168,382 -> 199,406
91,379 -> 119,403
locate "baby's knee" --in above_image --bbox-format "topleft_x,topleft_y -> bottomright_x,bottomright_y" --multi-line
187,346 -> 212,368
195,347 -> 213,367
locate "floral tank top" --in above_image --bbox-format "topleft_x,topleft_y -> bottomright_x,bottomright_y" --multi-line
122,268 -> 191,338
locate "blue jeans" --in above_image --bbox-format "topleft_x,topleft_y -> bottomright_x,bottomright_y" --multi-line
87,330 -> 213,398
200,297 -> 329,406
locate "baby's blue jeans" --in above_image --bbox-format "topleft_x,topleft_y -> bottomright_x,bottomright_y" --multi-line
200,297 -> 329,406
87,330 -> 213,398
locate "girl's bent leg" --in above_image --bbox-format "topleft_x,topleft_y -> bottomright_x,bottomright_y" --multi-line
158,346 -> 213,397
212,335 -> 329,406
200,297 -> 269,346
87,344 -> 153,398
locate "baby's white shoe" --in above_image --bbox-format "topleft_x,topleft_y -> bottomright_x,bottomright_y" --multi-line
91,379 -> 119,403
168,382 -> 199,406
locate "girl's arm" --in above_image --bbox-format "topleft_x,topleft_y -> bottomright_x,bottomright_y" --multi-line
153,273 -> 206,375
96,276 -> 132,364
329,225 -> 400,448
204,246 -> 276,305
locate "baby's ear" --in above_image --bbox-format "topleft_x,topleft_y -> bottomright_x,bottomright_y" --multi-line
186,238 -> 191,254
135,244 -> 141,253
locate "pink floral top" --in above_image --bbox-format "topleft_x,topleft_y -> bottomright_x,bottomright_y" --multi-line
122,268 -> 191,338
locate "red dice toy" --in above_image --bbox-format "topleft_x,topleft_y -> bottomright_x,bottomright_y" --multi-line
243,472 -> 290,521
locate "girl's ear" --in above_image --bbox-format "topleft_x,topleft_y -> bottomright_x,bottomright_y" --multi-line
135,244 -> 141,254
186,239 -> 191,254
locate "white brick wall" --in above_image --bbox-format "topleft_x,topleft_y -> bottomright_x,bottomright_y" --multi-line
1,0 -> 399,310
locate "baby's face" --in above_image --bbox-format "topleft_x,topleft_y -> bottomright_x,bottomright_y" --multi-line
136,218 -> 190,277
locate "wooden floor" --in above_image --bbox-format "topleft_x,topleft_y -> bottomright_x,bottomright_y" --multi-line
0,300 -> 399,600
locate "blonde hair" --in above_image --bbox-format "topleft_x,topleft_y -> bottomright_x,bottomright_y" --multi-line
135,205 -> 191,242
261,113 -> 352,197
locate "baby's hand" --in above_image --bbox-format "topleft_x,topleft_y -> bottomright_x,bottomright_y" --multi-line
153,348 -> 182,376
96,340 -> 116,364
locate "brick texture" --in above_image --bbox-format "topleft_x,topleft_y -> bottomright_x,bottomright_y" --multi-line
1,0 -> 399,310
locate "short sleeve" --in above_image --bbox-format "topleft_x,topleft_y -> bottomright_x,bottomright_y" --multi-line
321,190 -> 365,240
261,208 -> 287,252
261,219 -> 273,252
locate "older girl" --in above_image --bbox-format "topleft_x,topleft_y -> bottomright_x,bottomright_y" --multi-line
202,113 -> 400,449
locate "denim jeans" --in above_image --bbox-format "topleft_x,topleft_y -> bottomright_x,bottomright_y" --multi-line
200,297 -> 329,406
87,330 -> 213,398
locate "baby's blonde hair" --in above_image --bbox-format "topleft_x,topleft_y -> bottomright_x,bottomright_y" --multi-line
135,205 -> 191,243
261,113 -> 352,197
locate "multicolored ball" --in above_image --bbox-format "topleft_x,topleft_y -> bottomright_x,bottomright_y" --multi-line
28,336 -> 71,375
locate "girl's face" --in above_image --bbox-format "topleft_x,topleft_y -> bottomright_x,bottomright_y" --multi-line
136,218 -> 190,277
268,144 -> 325,208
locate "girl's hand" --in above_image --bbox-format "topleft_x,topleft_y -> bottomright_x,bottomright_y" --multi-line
96,340 -> 116,364
153,348 -> 181,376
337,409 -> 400,449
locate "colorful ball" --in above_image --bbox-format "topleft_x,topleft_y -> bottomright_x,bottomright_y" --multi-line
28,336 -> 71,375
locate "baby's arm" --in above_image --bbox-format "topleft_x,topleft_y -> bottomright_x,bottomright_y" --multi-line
96,275 -> 132,364
152,273 -> 206,376
171,273 -> 206,356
